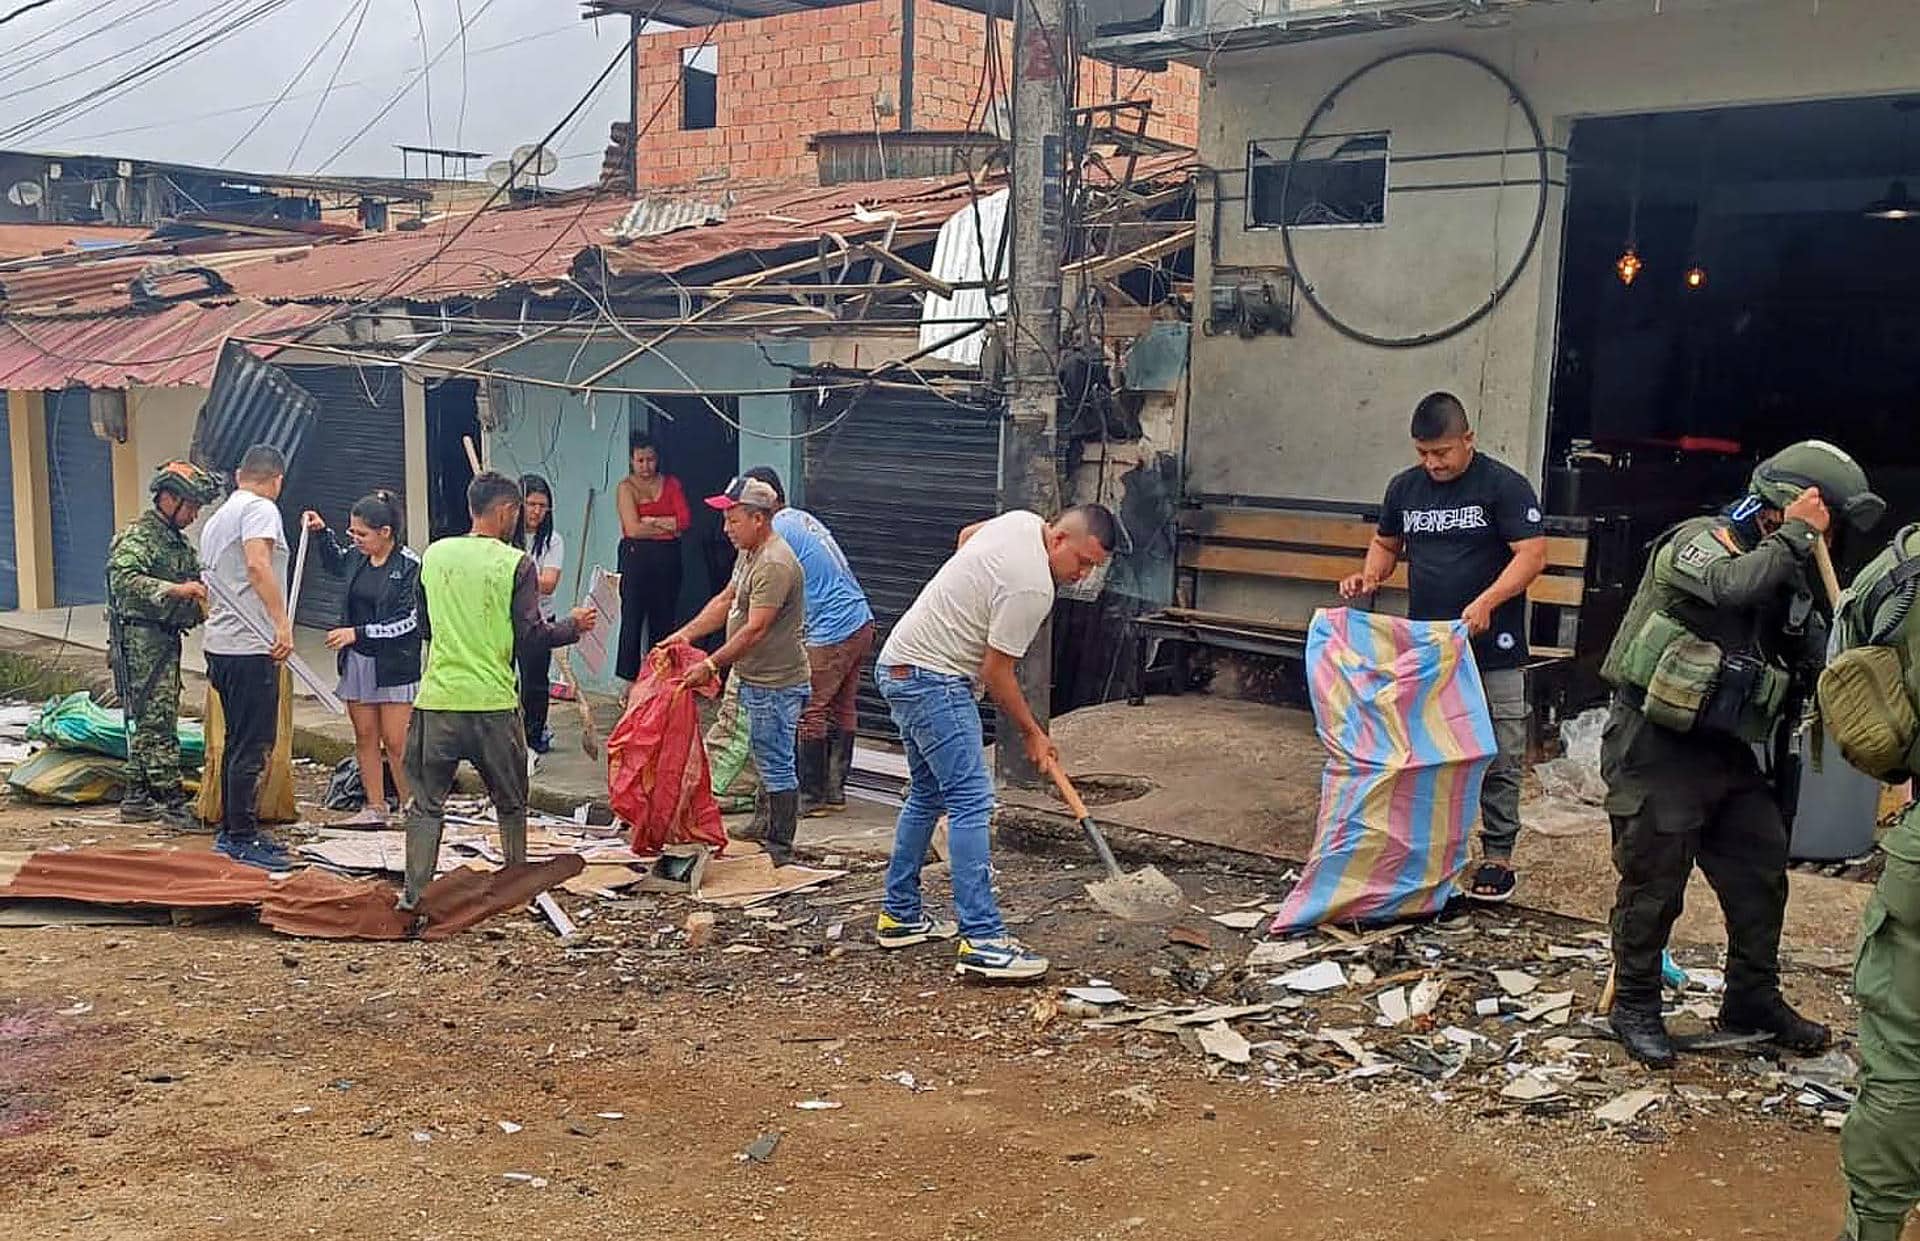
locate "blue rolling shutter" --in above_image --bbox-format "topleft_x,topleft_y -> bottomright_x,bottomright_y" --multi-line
46,388 -> 114,607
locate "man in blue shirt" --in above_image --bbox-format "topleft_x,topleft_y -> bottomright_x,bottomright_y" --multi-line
746,467 -> 875,815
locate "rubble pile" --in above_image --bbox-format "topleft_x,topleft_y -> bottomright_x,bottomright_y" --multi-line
1048,904 -> 1859,1136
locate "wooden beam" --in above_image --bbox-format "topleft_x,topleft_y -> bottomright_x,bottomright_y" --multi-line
1063,226 -> 1195,279
1180,508 -> 1588,568
849,241 -> 956,298
1178,543 -> 1584,606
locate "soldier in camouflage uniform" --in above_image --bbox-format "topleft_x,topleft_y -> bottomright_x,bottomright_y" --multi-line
106,461 -> 221,829
1598,440 -> 1884,1068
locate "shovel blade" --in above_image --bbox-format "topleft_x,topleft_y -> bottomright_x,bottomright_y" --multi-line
1084,865 -> 1187,922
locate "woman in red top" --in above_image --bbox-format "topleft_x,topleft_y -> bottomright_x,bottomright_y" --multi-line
614,436 -> 691,681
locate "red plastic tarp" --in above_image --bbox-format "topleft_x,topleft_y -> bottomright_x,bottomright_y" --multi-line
607,643 -> 729,854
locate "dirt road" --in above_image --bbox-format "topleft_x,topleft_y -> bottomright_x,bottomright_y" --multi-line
0,800 -> 1862,1241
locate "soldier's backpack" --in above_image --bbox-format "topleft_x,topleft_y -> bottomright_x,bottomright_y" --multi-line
1818,524 -> 1920,781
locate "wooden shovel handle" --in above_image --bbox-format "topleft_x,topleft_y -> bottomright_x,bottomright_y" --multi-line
1812,534 -> 1844,610
1042,757 -> 1093,821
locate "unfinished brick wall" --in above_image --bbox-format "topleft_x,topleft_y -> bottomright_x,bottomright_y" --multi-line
910,4 -> 1199,148
630,0 -> 1199,189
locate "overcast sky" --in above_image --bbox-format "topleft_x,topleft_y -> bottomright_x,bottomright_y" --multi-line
0,0 -> 641,182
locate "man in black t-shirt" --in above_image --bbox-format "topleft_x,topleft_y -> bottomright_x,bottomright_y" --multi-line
1338,392 -> 1548,903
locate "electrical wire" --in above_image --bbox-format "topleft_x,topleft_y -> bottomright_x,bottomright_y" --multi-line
0,0 -> 62,27
0,0 -> 166,81
309,0 -> 504,174
2,0 -> 302,147
217,0 -> 368,165
0,0 -> 232,101
288,0 -> 372,170
452,0 -> 470,147
409,0 -> 436,151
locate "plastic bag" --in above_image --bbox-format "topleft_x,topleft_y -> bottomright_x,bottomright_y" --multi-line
1271,609 -> 1496,934
29,691 -> 204,764
705,675 -> 762,813
7,746 -> 126,805
1533,706 -> 1610,805
606,643 -> 728,854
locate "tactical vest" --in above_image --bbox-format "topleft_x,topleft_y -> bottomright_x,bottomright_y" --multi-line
1818,524 -> 1920,781
1601,516 -> 1791,742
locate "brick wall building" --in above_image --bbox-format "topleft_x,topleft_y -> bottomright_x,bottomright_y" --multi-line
630,0 -> 1198,188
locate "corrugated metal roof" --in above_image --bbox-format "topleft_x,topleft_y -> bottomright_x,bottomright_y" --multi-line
0,224 -> 149,261
0,301 -> 329,389
0,846 -> 586,941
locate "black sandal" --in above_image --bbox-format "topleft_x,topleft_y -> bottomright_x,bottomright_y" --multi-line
1466,860 -> 1517,904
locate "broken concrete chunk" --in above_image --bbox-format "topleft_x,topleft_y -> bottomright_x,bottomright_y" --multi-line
1595,1087 -> 1667,1124
1493,969 -> 1540,998
1375,987 -> 1409,1027
1273,961 -> 1346,993
1196,1021 -> 1253,1065
1408,977 -> 1445,1018
1500,1074 -> 1560,1102
1209,910 -> 1266,931
1519,991 -> 1576,1022
1246,940 -> 1314,970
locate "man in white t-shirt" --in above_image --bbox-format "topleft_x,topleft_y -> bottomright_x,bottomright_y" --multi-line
198,444 -> 296,870
873,504 -> 1118,982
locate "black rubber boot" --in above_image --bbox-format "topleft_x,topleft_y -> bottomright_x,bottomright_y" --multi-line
1720,992 -> 1832,1054
734,791 -> 770,842
797,738 -> 830,817
765,790 -> 799,868
1611,1003 -> 1678,1069
822,730 -> 853,813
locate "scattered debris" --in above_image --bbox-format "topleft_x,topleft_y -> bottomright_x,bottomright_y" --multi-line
496,1120 -> 523,1134
1595,1088 -> 1667,1125
1195,1022 -> 1252,1065
1064,986 -> 1128,1006
1167,924 -> 1213,951
794,1100 -> 843,1111
742,1132 -> 781,1163
1501,1074 -> 1562,1103
1209,910 -> 1266,930
684,911 -> 717,948
1246,940 -> 1313,970
1272,961 -> 1346,993
1494,969 -> 1540,998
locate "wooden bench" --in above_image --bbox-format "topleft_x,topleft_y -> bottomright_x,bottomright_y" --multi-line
1129,506 -> 1591,706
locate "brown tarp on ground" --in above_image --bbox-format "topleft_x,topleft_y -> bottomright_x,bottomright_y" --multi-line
0,847 -> 584,940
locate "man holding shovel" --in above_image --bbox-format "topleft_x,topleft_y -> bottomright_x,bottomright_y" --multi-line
873,504 -> 1118,981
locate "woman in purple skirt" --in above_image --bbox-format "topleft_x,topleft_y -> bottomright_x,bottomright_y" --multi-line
302,490 -> 422,826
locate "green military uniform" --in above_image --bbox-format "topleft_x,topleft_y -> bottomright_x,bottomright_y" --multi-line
105,463 -> 219,819
1599,441 -> 1883,1067
1829,525 -> 1920,1241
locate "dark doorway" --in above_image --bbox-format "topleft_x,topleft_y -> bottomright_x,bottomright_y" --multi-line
635,395 -> 739,620
1547,95 -> 1920,674
426,379 -> 481,542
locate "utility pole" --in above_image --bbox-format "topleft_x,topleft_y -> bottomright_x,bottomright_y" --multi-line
996,0 -> 1069,786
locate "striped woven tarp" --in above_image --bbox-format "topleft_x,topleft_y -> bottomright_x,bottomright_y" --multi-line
1270,607 -> 1498,934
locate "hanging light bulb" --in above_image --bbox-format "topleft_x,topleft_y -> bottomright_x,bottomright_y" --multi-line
1616,246 -> 1644,286
1683,264 -> 1707,290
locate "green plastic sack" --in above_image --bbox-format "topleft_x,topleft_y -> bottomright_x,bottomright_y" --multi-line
7,746 -> 126,805
27,691 -> 205,765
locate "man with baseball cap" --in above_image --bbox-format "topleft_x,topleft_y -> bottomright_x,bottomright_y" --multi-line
658,476 -> 811,864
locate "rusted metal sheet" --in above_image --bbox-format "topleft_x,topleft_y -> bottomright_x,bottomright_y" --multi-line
194,341 -> 317,472
0,845 -> 586,941
0,301 -> 327,389
0,223 -> 148,262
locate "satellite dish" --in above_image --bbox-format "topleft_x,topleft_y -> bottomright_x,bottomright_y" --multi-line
485,160 -> 515,187
511,144 -> 559,177
7,180 -> 44,207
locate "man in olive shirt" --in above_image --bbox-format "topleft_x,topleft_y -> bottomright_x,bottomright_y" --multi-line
663,476 -> 811,863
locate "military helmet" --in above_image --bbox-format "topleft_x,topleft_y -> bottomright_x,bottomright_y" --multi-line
149,460 -> 220,505
1750,440 -> 1885,533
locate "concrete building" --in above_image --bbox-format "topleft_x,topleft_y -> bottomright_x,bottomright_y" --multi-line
589,0 -> 1198,187
1086,0 -> 1920,647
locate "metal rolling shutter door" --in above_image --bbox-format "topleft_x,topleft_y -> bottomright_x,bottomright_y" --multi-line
47,388 -> 114,606
803,387 -> 1001,740
0,396 -> 15,609
275,365 -> 408,631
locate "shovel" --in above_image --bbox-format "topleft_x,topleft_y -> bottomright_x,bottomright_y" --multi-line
1042,757 -> 1186,922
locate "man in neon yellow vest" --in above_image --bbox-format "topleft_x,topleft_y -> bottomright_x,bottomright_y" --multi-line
399,471 -> 596,916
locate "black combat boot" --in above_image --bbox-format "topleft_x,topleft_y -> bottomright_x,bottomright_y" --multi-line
1611,1002 -> 1678,1068
796,738 -> 830,816
765,790 -> 800,867
1719,992 -> 1832,1054
822,730 -> 854,813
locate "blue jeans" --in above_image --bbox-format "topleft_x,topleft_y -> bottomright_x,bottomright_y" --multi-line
740,682 -> 810,793
878,667 -> 1003,940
